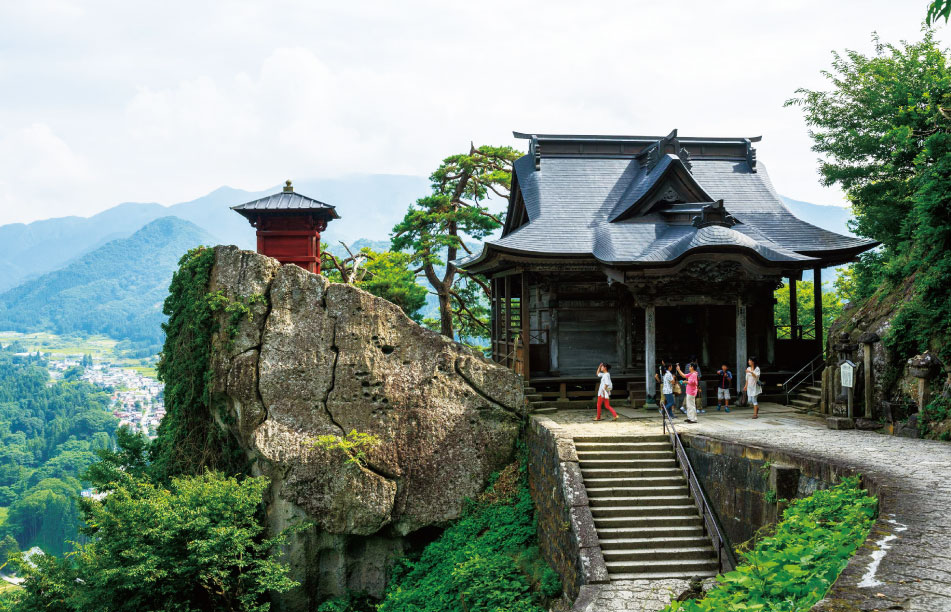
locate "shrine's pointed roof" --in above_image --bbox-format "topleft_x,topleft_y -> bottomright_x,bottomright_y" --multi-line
231,181 -> 340,220
458,131 -> 877,272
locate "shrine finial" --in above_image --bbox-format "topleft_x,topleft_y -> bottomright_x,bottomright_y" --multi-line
283,180 -> 294,193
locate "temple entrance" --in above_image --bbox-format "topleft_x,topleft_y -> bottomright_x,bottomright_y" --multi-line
655,305 -> 736,372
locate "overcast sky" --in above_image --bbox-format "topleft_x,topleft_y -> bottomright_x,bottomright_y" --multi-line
0,0 -> 947,226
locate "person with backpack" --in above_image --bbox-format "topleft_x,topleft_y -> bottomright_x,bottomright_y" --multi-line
594,362 -> 618,421
716,363 -> 733,412
743,356 -> 762,419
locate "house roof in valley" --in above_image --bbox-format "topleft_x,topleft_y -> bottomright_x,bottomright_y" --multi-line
458,130 -> 877,272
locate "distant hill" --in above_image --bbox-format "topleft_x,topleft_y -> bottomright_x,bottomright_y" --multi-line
0,217 -> 213,354
780,196 -> 854,237
0,175 -> 431,292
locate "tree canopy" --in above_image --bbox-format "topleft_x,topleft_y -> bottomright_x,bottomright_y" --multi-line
322,244 -> 428,322
391,145 -> 521,342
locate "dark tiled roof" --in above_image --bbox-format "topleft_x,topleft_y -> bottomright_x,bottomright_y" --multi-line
460,142 -> 875,269
231,191 -> 340,218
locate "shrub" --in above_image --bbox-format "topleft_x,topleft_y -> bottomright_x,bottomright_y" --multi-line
665,476 -> 876,612
375,452 -> 558,612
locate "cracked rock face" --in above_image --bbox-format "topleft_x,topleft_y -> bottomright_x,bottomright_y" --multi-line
206,246 -> 526,607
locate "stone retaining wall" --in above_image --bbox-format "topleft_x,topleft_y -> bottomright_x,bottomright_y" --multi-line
525,416 -> 608,602
680,432 -> 893,612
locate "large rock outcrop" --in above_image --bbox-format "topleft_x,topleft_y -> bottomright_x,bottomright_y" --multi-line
205,246 -> 526,609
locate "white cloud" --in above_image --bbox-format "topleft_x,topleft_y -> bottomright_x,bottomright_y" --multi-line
0,0 -> 948,224
0,123 -> 92,220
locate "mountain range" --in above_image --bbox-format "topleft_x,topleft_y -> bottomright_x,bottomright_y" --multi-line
0,179 -> 856,353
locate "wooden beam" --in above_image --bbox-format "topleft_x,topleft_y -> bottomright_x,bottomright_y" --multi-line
504,276 -> 511,368
736,298 -> 747,393
645,304 -> 656,401
789,278 -> 798,339
521,273 -> 530,382
813,267 -> 823,347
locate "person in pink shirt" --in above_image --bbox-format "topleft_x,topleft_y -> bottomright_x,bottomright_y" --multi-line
676,362 -> 700,423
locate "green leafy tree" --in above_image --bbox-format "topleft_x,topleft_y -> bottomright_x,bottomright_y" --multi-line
928,0 -> 951,25
391,145 -> 521,341
323,244 -> 428,322
786,31 -> 951,255
12,471 -> 298,612
0,535 -> 19,568
773,281 -> 846,340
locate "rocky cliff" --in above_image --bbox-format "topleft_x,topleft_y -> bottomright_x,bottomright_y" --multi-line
204,246 -> 526,609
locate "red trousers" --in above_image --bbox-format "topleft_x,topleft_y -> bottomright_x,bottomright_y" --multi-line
597,396 -> 617,419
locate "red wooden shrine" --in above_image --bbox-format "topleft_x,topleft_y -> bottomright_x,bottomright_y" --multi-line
231,180 -> 339,274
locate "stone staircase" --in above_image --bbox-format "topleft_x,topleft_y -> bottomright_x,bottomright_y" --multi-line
574,434 -> 720,580
788,383 -> 822,413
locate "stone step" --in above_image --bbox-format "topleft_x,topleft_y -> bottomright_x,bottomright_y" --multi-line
609,570 -> 719,581
604,557 -> 719,576
576,450 -> 675,460
579,458 -> 677,469
602,546 -> 716,562
589,494 -> 693,508
582,475 -> 686,488
580,467 -> 682,479
574,441 -> 671,452
525,393 -> 543,402
589,504 -> 697,518
596,525 -> 706,539
586,486 -> 689,500
598,536 -> 712,550
593,515 -> 703,529
790,398 -> 817,408
531,406 -> 557,414
523,386 -> 536,393
574,434 -> 669,444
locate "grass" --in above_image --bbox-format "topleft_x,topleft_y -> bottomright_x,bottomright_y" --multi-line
0,507 -> 8,526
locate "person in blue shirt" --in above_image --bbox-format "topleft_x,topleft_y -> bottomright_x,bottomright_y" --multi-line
716,363 -> 733,412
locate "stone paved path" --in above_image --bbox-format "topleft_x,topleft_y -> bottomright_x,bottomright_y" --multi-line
547,403 -> 951,611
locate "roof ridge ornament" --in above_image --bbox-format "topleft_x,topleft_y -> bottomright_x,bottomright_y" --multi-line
746,142 -> 757,173
530,135 -> 541,171
283,180 -> 294,193
642,129 -> 692,173
692,199 -> 737,229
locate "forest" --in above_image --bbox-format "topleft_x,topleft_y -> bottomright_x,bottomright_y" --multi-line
0,345 -> 117,556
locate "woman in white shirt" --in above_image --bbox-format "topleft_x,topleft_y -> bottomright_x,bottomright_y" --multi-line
595,362 -> 618,421
742,356 -> 762,419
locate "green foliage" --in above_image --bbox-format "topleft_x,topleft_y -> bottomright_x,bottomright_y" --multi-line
773,281 -> 845,340
206,291 -> 267,348
928,0 -> 951,24
919,396 -> 951,440
10,470 -> 298,612
391,145 -> 520,340
0,535 -> 19,569
322,246 -> 428,322
375,456 -> 558,612
312,430 -> 381,468
790,31 -> 951,367
0,346 -> 117,555
151,247 -> 244,481
664,477 -> 876,612
0,217 -> 213,356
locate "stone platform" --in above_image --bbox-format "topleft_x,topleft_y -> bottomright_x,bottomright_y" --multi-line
546,403 -> 951,612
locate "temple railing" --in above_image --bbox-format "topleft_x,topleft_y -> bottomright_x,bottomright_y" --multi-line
782,353 -> 825,405
661,408 -> 737,574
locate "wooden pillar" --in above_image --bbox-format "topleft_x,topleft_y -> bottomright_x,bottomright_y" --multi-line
736,298 -> 747,394
503,276 -> 511,368
701,307 -> 710,368
549,285 -> 559,373
813,267 -> 823,347
766,296 -> 776,365
520,273 -> 530,381
490,278 -> 498,362
789,278 -> 798,339
645,304 -> 656,401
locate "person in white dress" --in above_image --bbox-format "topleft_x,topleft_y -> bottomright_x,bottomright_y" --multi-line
742,356 -> 762,419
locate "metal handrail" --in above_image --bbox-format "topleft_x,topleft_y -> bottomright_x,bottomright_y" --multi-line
660,408 -> 737,574
782,353 -> 824,405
